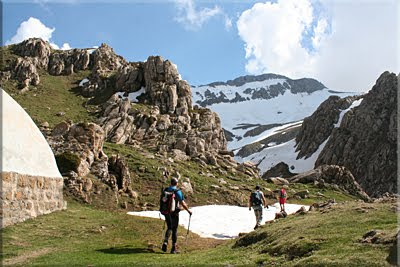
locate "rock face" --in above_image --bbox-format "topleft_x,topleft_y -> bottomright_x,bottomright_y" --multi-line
12,57 -> 40,90
98,90 -> 227,159
108,154 -> 132,193
48,121 -> 109,179
288,165 -> 371,201
1,89 -> 65,227
262,162 -> 296,179
314,72 -> 397,197
295,95 -> 358,159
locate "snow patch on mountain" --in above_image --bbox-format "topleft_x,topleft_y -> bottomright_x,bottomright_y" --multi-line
241,97 -> 363,174
334,98 -> 363,127
116,87 -> 146,103
230,120 -> 302,151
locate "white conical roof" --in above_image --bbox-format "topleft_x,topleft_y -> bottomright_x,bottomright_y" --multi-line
1,89 -> 61,178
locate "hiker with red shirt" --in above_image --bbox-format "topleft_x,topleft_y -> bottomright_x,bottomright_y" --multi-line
279,186 -> 287,212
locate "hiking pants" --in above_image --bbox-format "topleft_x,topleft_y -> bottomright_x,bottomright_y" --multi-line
164,213 -> 179,244
253,205 -> 263,225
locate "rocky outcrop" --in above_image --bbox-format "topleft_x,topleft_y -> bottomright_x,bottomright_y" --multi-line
98,93 -> 227,158
108,154 -> 133,193
5,38 -> 94,90
144,56 -> 191,115
262,162 -> 296,179
288,165 -> 371,201
315,72 -> 397,197
48,49 -> 91,75
295,95 -> 357,159
47,121 -> 109,179
12,57 -> 40,90
13,38 -> 52,68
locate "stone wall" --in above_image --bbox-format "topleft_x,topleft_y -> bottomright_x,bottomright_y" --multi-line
1,172 -> 66,228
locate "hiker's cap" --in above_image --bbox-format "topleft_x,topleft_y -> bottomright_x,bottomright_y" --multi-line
171,178 -> 178,186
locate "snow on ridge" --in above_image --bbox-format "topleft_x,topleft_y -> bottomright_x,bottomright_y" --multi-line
212,89 -> 340,132
192,78 -> 288,103
334,98 -> 363,127
229,120 -> 302,151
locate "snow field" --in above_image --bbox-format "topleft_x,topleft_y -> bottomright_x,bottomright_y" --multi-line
128,203 -> 309,239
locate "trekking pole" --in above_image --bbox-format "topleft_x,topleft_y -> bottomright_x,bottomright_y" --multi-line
160,212 -> 166,246
186,214 -> 192,242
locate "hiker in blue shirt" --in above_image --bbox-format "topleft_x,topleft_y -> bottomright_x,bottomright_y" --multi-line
161,178 -> 192,254
249,185 -> 268,230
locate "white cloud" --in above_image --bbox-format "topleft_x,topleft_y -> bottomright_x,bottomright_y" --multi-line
237,0 -> 399,92
60,43 -> 72,50
224,16 -> 233,30
174,0 -> 229,31
6,17 -> 73,51
6,17 -> 55,45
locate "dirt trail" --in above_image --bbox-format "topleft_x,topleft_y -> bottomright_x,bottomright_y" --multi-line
3,248 -> 54,266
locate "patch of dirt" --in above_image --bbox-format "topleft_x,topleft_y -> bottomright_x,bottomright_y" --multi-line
3,247 -> 55,266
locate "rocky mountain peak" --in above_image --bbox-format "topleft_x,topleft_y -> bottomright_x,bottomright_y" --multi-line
295,95 -> 358,159
13,38 -> 52,68
295,71 -> 397,197
92,43 -> 127,71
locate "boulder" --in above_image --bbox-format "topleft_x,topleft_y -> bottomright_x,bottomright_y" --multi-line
108,154 -> 132,192
265,177 -> 289,185
262,162 -> 296,179
289,165 -> 371,201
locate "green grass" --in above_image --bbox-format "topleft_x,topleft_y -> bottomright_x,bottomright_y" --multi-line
2,70 -> 97,127
1,198 -> 396,266
234,201 -> 397,266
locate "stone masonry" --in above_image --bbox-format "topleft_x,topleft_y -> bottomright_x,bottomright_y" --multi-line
1,172 -> 66,228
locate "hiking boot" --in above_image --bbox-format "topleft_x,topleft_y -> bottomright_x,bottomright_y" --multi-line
161,242 -> 168,252
254,224 -> 259,230
170,245 -> 180,254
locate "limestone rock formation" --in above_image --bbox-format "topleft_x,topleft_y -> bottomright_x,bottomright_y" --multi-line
47,121 -> 109,179
12,57 -> 40,91
48,49 -> 91,75
108,154 -> 133,193
13,38 -> 52,68
98,93 -> 227,158
288,165 -> 371,201
315,72 -> 397,197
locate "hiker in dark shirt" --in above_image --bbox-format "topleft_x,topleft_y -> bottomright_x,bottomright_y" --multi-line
249,185 -> 268,229
161,178 -> 192,254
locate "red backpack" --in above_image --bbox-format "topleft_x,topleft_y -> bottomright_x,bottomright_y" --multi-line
279,188 -> 287,199
160,188 -> 178,215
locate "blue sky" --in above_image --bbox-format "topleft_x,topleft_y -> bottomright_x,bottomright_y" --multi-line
4,1 -> 256,85
3,0 -> 399,91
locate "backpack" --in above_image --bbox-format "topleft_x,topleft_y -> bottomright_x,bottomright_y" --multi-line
279,188 -> 287,199
250,191 -> 263,206
160,188 -> 178,215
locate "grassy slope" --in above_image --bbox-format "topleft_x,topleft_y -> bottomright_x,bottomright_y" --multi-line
1,199 -> 396,266
2,70 -> 97,127
103,142 -> 356,209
